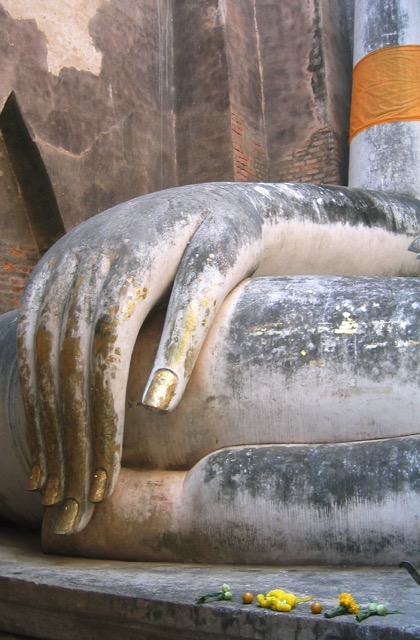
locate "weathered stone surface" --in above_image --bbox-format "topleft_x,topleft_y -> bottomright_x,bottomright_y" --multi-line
2,271 -> 419,560
256,0 -> 352,184
7,181 -> 417,542
1,525 -> 420,639
123,276 -> 420,470
41,434 -> 420,564
224,2 -> 268,182
173,0 -> 233,184
0,310 -> 43,528
0,0 -> 176,230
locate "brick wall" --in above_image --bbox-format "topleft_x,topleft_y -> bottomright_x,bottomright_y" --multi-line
231,112 -> 267,182
0,244 -> 39,314
275,127 -> 347,185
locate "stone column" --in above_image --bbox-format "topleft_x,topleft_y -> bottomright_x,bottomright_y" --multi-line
349,0 -> 420,197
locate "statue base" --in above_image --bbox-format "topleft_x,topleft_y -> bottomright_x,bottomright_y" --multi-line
1,523 -> 419,640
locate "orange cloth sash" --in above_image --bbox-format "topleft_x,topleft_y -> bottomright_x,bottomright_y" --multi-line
350,45 -> 420,141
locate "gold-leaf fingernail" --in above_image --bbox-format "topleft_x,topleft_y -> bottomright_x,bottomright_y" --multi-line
27,464 -> 42,491
142,369 -> 178,412
89,468 -> 108,503
42,474 -> 62,505
54,498 -> 79,535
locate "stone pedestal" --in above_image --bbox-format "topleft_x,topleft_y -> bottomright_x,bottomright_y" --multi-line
0,524 -> 419,639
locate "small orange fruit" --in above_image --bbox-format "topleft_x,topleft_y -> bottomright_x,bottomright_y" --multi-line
242,592 -> 254,604
310,602 -> 323,614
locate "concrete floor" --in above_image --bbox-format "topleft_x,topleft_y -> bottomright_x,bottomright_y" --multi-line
0,523 -> 419,639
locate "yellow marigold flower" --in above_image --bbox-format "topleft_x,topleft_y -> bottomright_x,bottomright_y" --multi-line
273,600 -> 292,612
257,594 -> 268,608
257,588 -> 312,613
267,590 -> 286,599
339,592 -> 359,614
284,593 -> 298,607
266,590 -> 297,607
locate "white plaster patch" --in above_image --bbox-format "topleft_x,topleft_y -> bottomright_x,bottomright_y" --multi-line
2,0 -> 109,76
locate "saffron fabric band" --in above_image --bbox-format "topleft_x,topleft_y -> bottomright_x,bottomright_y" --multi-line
349,44 -> 420,141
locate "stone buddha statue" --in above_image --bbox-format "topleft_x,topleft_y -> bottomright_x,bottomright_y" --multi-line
1,181 -> 419,565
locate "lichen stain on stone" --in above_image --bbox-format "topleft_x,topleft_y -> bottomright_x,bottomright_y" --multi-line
60,335 -> 82,377
201,439 -> 420,509
92,370 -> 119,450
2,0 -> 109,76
93,306 -> 119,361
35,325 -> 53,366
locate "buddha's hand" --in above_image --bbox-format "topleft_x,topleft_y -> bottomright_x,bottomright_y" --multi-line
16,183 -> 265,534
16,182 -> 420,534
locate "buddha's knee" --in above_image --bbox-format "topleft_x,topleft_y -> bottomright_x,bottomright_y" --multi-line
178,438 -> 420,565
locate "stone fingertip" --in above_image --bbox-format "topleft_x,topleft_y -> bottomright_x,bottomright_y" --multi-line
53,498 -> 79,535
89,468 -> 108,503
27,464 -> 44,491
142,368 -> 178,412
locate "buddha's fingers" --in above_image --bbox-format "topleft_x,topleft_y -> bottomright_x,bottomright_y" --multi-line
17,246 -> 114,533
88,249 -> 188,504
85,186 -> 260,502
54,252 -> 112,534
142,205 -> 264,412
16,251 -> 73,494
35,252 -> 82,507
17,184 -> 228,533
